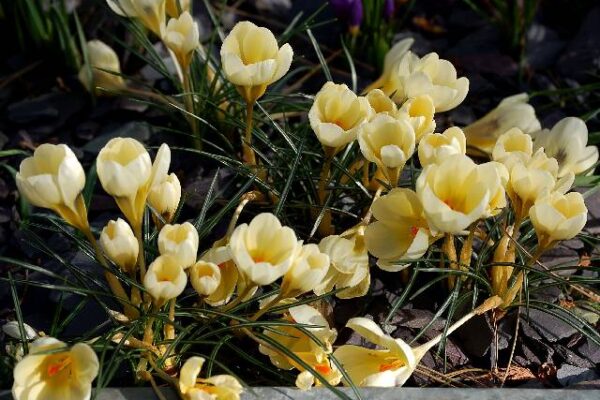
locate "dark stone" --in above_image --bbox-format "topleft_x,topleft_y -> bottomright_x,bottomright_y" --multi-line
557,364 -> 600,387
527,309 -> 578,343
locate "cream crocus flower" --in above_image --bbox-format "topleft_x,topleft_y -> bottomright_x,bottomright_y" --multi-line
529,191 -> 587,249
78,40 -> 125,95
166,0 -> 189,17
106,0 -> 166,37
309,82 -> 374,151
416,154 -> 505,233
99,218 -> 139,273
333,297 -> 501,387
229,213 -> 298,286
220,21 -> 293,103
418,127 -> 466,167
531,117 -> 599,177
158,222 -> 199,269
259,305 -> 341,390
190,260 -> 221,296
12,337 -> 99,400
179,356 -> 243,400
148,172 -> 181,224
143,255 -> 187,305
491,128 -> 533,165
358,113 -> 416,185
464,93 -> 541,155
16,144 -> 88,231
364,37 -> 414,94
397,95 -> 436,142
164,11 -> 200,71
199,246 -> 239,306
314,233 -> 370,299
97,139 -> 170,230
366,89 -> 398,116
365,189 -> 431,271
280,243 -> 330,298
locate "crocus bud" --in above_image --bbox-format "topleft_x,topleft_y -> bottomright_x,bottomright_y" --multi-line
78,40 -> 125,95
529,192 -> 587,249
190,260 -> 221,296
144,255 -> 187,305
358,113 -> 416,185
158,222 -> 199,269
12,337 -> 99,400
100,218 -> 139,273
107,0 -> 166,37
164,11 -> 200,70
229,213 -> 298,286
148,172 -> 181,223
220,21 -> 293,103
329,0 -> 363,34
16,144 -> 88,231
97,139 -> 170,229
280,243 -> 330,298
309,82 -> 374,151
166,0 -> 189,17
418,127 -> 466,166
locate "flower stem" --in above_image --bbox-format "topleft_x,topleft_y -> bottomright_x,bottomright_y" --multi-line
243,101 -> 256,166
182,71 -> 201,150
443,234 -> 458,289
164,299 -> 176,341
316,154 -> 334,236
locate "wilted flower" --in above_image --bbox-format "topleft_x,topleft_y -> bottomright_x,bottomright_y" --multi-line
107,0 -> 166,36
220,21 -> 293,103
530,191 -> 587,249
315,233 -> 370,299
464,93 -> 541,155
309,82 -> 374,151
12,337 -> 98,400
198,246 -> 239,306
229,213 -> 298,286
280,243 -> 330,298
16,144 -> 88,231
165,0 -> 189,17
158,222 -> 199,269
78,40 -> 125,94
144,255 -> 187,305
97,139 -> 170,230
531,117 -> 599,177
365,189 -> 431,271
397,95 -> 436,142
357,113 -> 416,185
329,0 -> 363,34
418,127 -> 466,167
148,172 -> 181,224
190,260 -> 221,296
179,356 -> 243,400
163,11 -> 200,70
100,218 -> 139,273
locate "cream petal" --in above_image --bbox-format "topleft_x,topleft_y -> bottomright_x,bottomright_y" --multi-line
180,357 -> 204,393
271,43 -> 293,83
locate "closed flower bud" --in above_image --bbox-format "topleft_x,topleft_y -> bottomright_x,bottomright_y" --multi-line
78,40 -> 125,95
148,173 -> 181,223
358,113 -> 415,184
364,38 -> 414,95
158,222 -> 199,269
166,0 -> 189,17
530,192 -> 587,248
190,260 -> 221,296
100,218 -> 139,273
220,21 -> 293,103
164,11 -> 200,70
531,117 -> 599,177
464,94 -> 541,155
97,139 -> 171,229
329,0 -> 363,33
281,243 -> 330,298
365,188 -> 431,271
144,255 -> 187,305
397,95 -> 436,141
229,213 -> 298,286
107,0 -> 166,37
366,89 -> 398,116
16,144 -> 88,230
418,127 -> 466,166
179,357 -> 243,400
309,82 -> 374,150
12,337 -> 99,400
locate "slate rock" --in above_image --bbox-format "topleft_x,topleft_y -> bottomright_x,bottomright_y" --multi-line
557,7 -> 600,79
527,309 -> 578,342
82,121 -> 152,154
557,364 -> 600,387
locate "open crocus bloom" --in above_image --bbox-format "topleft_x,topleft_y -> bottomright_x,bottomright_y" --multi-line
158,222 -> 199,269
16,144 -> 88,231
530,191 -> 587,248
143,254 -> 187,305
464,93 -> 541,156
179,356 -> 243,400
333,297 -> 501,387
107,0 -> 166,37
365,188 -> 431,271
280,243 -> 330,298
531,117 -> 599,177
309,82 -> 374,150
397,95 -> 436,142
418,127 -> 466,167
220,21 -> 293,103
190,260 -> 221,296
365,89 -> 398,117
491,128 -> 533,165
199,245 -> 239,307
229,213 -> 298,286
12,337 -> 99,400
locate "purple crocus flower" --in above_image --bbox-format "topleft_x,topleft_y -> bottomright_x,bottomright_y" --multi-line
329,0 -> 364,32
384,0 -> 395,19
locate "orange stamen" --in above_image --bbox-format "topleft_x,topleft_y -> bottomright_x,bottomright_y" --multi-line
314,363 -> 332,374
47,357 -> 71,377
378,359 -> 404,372
410,226 -> 419,237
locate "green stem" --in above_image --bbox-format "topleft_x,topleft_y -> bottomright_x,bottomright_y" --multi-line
316,154 -> 333,236
182,71 -> 201,150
